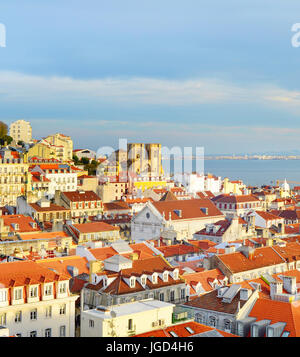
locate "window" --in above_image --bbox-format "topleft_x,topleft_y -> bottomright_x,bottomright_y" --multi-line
15,311 -> 22,323
30,331 -> 37,337
45,306 -> 52,318
195,313 -> 204,324
30,286 -> 38,298
251,325 -> 258,337
152,274 -> 158,284
30,309 -> 37,320
170,290 -> 175,302
159,292 -> 164,301
173,270 -> 179,280
0,290 -> 7,302
128,319 -> 133,331
45,328 -> 52,337
89,320 -> 94,328
0,313 -> 6,325
44,284 -> 52,296
60,304 -> 66,315
141,276 -> 147,286
224,319 -> 231,332
60,325 -> 66,337
209,316 -> 217,328
180,288 -> 186,300
59,283 -> 67,294
163,272 -> 168,282
130,277 -> 136,288
14,288 -> 23,300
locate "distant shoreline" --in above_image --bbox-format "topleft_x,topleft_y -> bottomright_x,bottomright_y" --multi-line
162,157 -> 300,160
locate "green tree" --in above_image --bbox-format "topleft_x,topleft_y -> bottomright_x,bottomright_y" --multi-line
80,157 -> 90,165
0,135 -> 13,146
73,154 -> 79,164
0,122 -> 8,138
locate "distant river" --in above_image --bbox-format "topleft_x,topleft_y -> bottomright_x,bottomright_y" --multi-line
162,159 -> 300,187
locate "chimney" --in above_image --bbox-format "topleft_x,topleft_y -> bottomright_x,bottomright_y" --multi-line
270,281 -> 283,298
54,190 -> 61,205
240,288 -> 252,301
282,276 -> 297,295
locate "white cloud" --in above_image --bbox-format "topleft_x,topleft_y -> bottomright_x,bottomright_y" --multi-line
1,71 -> 300,111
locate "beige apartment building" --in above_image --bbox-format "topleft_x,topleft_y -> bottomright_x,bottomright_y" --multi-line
43,133 -> 73,162
0,149 -> 30,206
97,181 -> 128,203
9,120 -> 32,143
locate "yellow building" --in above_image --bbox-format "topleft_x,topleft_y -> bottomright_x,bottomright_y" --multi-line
43,133 -> 73,162
133,179 -> 169,192
0,149 -> 30,206
222,177 -> 247,195
27,142 -> 56,161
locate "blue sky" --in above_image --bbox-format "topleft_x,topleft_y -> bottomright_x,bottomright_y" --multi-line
1,0 -> 300,154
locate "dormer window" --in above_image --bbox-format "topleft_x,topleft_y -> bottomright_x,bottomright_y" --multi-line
141,275 -> 147,286
152,273 -> 158,284
59,283 -> 67,294
14,287 -> 23,300
173,270 -> 179,280
13,223 -> 19,231
163,271 -> 168,282
30,286 -> 38,298
0,289 -> 7,302
44,284 -> 53,296
130,277 -> 136,288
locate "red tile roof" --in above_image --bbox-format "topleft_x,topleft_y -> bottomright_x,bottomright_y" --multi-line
216,246 -> 286,274
248,298 -> 300,337
72,221 -> 120,233
135,321 -> 238,337
157,244 -> 201,257
62,190 -> 101,202
152,199 -> 223,221
2,215 -> 41,233
184,269 -> 226,294
103,201 -> 130,211
0,260 -> 70,289
212,194 -> 260,204
36,255 -> 89,277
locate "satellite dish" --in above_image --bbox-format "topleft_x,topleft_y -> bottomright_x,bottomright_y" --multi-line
110,311 -> 116,318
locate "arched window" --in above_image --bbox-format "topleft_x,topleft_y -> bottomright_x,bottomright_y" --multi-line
209,316 -> 217,327
195,313 -> 205,324
224,319 -> 231,332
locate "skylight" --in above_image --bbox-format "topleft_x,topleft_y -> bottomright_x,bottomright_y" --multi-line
169,331 -> 178,337
185,327 -> 194,334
